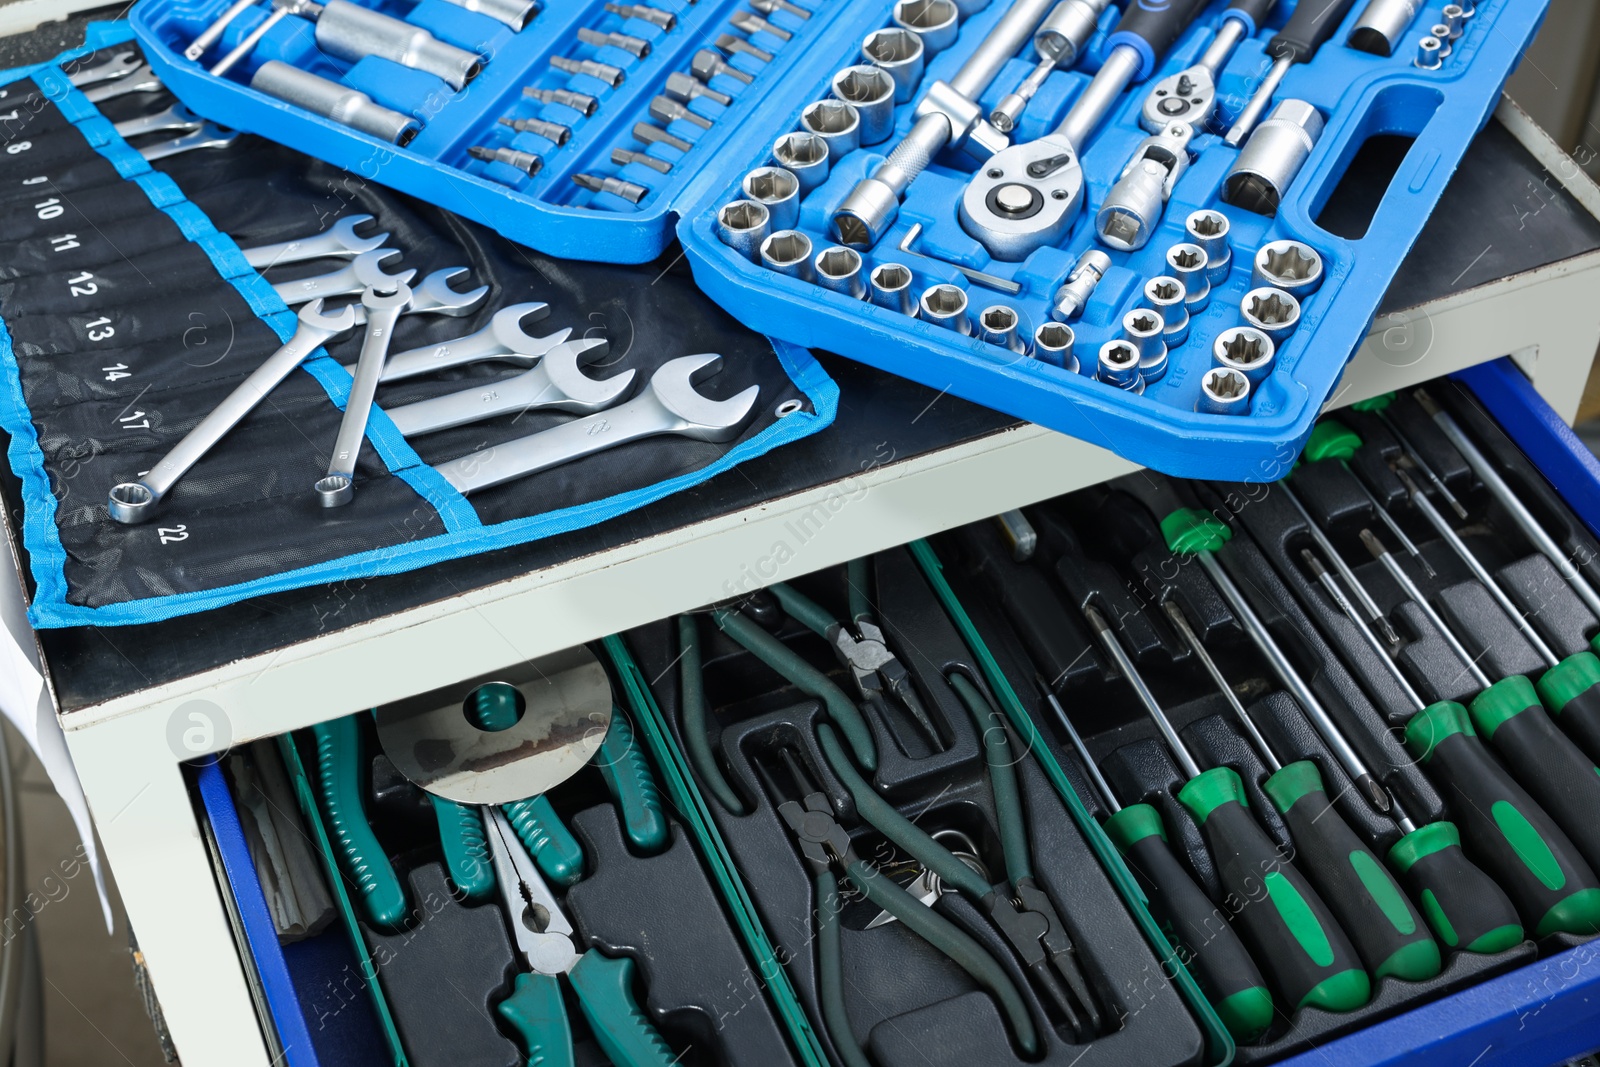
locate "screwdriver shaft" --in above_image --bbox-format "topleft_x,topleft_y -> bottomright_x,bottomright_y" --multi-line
1084,606 -> 1203,779
1281,482 -> 1400,645
1360,529 -> 1492,690
1161,600 -> 1282,773
1040,684 -> 1122,812
1304,549 -> 1426,710
1378,408 -> 1468,520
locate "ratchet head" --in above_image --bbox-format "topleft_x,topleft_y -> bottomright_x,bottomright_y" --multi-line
650,354 -> 760,443
542,338 -> 634,411
1139,66 -> 1216,134
410,266 -> 490,317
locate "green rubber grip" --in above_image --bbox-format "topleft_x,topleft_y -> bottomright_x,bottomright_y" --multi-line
843,856 -> 1039,1056
496,971 -> 572,1067
1107,805 -> 1274,1043
430,796 -> 495,903
595,707 -> 668,855
769,582 -> 840,639
1537,651 -> 1600,764
678,616 -> 746,815
1263,762 -> 1441,983
1177,767 -> 1371,1014
502,795 -> 585,888
570,951 -> 678,1067
815,870 -> 874,1067
947,673 -> 1030,887
1404,701 -> 1600,938
1388,822 -> 1524,954
311,717 -> 408,930
713,608 -> 878,770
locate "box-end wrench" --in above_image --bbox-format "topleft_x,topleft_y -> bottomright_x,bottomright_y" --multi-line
438,354 -> 759,495
82,63 -> 163,104
108,300 -> 358,524
240,215 -> 390,270
349,266 -> 488,326
372,303 -> 566,382
139,123 -> 239,162
64,50 -> 141,88
388,337 -> 626,436
317,284 -> 412,507
272,249 -> 412,307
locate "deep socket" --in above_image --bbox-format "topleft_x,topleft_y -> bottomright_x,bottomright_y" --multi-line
314,0 -> 482,90
251,61 -> 419,144
1348,0 -> 1425,57
1165,243 -> 1210,311
1141,276 -> 1188,348
1185,209 -> 1231,285
1122,307 -> 1167,382
861,27 -> 925,103
1224,99 -> 1324,216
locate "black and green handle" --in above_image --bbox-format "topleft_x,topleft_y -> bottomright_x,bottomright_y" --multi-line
1539,648 -> 1600,763
1387,821 -> 1523,954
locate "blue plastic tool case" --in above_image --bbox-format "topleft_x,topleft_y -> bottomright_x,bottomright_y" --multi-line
129,0 -> 1547,481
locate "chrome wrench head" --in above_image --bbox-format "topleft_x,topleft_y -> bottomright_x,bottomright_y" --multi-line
240,214 -> 390,269
317,284 -> 414,507
273,248 -> 413,307
64,49 -> 140,88
539,338 -> 633,410
644,354 -> 762,443
409,267 -> 490,317
81,62 -> 162,104
109,300 -> 358,523
113,103 -> 203,140
138,122 -> 239,162
374,302 -> 559,381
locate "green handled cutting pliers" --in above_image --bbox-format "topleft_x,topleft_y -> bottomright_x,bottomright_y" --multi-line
486,807 -> 678,1067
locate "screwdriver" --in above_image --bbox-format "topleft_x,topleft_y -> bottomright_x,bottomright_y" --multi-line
1350,393 -> 1468,520
1037,678 -> 1275,1042
1360,529 -> 1600,881
1298,420 -> 1435,577
1277,476 -> 1401,645
1157,597 -> 1441,984
1225,0 -> 1360,145
1299,549 -> 1524,953
1082,604 -> 1371,1014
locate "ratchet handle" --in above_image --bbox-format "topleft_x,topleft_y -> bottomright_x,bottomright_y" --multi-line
311,717 -> 409,930
1268,0 -> 1358,62
1223,0 -> 1274,34
431,796 -> 496,903
595,707 -> 669,855
570,951 -> 679,1067
1388,822 -> 1524,954
1178,767 -> 1370,1014
1263,762 -> 1441,983
1105,804 -> 1274,1042
1405,701 -> 1600,938
1536,651 -> 1600,764
503,795 -> 586,887
1107,0 -> 1211,79
497,972 -> 573,1067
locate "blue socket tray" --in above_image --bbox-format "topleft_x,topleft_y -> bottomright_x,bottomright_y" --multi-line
130,0 -> 1547,480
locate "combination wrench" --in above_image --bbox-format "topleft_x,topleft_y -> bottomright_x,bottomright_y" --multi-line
81,62 -> 163,104
272,248 -> 413,306
317,284 -> 412,507
139,123 -> 239,161
374,303 -> 568,383
113,103 -> 204,140
63,50 -> 141,89
239,215 -> 390,269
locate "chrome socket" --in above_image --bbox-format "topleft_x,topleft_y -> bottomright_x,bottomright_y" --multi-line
773,131 -> 829,194
920,284 -> 971,334
315,0 -> 482,90
1347,0 -> 1424,57
761,230 -> 815,281
1185,209 -> 1232,285
1166,243 -> 1210,312
801,100 -> 861,162
1212,325 -> 1275,386
893,0 -> 959,54
1050,248 -> 1112,323
1141,276 -> 1189,348
862,27 -> 925,104
1097,340 -> 1144,393
1224,99 -> 1324,216
1442,3 -> 1467,37
742,166 -> 801,231
1122,307 -> 1168,383
1240,286 -> 1301,346
718,200 -> 771,261
1429,25 -> 1453,57
831,66 -> 896,146
978,305 -> 1026,354
250,61 -> 419,145
1252,239 -> 1323,298
1033,321 -> 1077,372
869,262 -> 918,315
1196,366 -> 1251,415
815,245 -> 868,299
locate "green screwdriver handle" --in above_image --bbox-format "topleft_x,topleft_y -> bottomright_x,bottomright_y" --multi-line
570,951 -> 679,1067
595,707 -> 668,855
1178,767 -> 1371,1014
1388,822 -> 1523,954
1261,762 -> 1441,983
502,795 -> 585,888
311,717 -> 408,930
430,796 -> 495,903
496,971 -> 572,1067
1103,804 -> 1274,1042
1404,701 -> 1600,938
1539,649 -> 1600,763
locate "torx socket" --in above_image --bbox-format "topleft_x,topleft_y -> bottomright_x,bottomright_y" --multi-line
551,55 -> 625,87
815,246 -> 868,299
762,230 -> 815,280
1414,36 -> 1443,69
1224,99 -> 1324,216
1122,307 -> 1168,383
650,95 -> 712,129
613,147 -> 673,173
717,33 -> 773,63
251,61 -> 419,144
773,131 -> 829,194
731,10 -> 792,41
978,305 -> 1026,354
1240,286 -> 1301,346
742,166 -> 801,231
1196,367 -> 1251,415
869,262 -> 917,315
1185,209 -> 1232,285
634,121 -> 692,153
605,2 -> 675,29
666,71 -> 731,107
718,200 -> 771,260
1212,325 -> 1275,385
1141,276 -> 1189,348
800,99 -> 860,161
1097,340 -> 1144,392
525,86 -> 599,116
578,27 -> 651,58
1033,321 -> 1077,371
693,49 -> 755,86
861,27 -> 924,103
920,283 -> 971,334
830,65 -> 896,145
1252,239 -> 1323,298
893,0 -> 959,54
1348,0 -> 1424,57
500,116 -> 570,144
314,0 -> 482,90
1165,242 -> 1210,312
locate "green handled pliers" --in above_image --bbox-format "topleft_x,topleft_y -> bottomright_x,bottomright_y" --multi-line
486,807 -> 678,1067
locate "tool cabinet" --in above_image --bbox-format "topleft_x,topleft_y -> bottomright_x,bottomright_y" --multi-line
3,7 -> 1600,1065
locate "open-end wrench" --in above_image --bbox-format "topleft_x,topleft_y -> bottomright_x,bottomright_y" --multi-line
114,103 -> 204,140
437,354 -> 759,495
82,62 -> 163,104
108,300 -> 358,523
138,123 -> 239,161
350,266 -> 488,325
239,215 -> 389,270
317,284 -> 412,507
374,303 -> 564,382
388,337 -> 627,436
273,248 -> 412,307
64,50 -> 141,88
